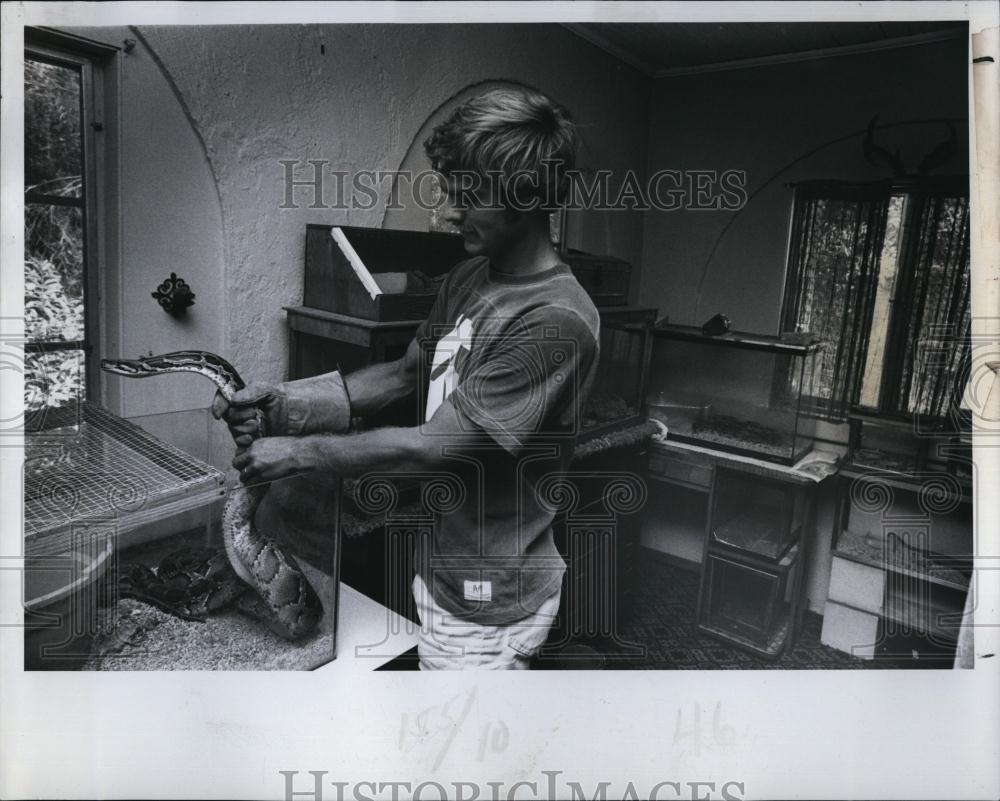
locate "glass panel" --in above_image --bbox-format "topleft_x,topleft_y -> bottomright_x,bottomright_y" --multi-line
25,204 -> 85,343
783,189 -> 889,420
648,331 -> 817,464
902,197 -> 971,417
584,321 -> 644,429
707,557 -> 781,644
852,417 -> 923,473
24,348 -> 85,417
25,58 -> 83,198
858,194 -> 907,408
793,198 -> 878,407
711,471 -> 797,560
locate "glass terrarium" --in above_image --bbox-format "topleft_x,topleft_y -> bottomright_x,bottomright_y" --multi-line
647,325 -> 824,465
709,467 -> 807,562
847,411 -> 927,475
848,410 -> 973,486
699,546 -> 799,657
580,308 -> 656,437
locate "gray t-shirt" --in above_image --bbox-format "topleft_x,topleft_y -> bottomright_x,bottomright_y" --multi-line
413,256 -> 601,624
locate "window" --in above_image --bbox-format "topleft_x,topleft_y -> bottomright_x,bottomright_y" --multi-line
781,178 -> 970,423
23,32 -> 111,422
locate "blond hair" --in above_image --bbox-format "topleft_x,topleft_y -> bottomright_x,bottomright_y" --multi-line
424,86 -> 577,211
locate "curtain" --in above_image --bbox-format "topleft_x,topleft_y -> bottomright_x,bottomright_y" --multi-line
892,193 -> 971,419
781,181 -> 892,421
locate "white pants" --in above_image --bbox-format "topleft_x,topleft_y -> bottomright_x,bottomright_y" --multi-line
412,573 -> 561,670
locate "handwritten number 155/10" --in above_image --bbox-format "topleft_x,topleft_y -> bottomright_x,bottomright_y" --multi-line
399,687 -> 509,770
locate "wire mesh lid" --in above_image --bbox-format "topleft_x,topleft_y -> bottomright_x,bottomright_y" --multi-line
24,402 -> 225,553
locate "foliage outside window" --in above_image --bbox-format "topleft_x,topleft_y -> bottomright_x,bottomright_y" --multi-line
24,53 -> 90,417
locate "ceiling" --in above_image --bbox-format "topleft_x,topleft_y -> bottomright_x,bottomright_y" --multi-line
565,21 -> 967,76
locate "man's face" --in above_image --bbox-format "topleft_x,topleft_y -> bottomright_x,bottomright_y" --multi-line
440,175 -> 524,258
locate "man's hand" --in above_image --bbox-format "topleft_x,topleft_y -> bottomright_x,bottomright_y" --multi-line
211,384 -> 284,447
211,371 -> 354,442
231,437 -> 310,483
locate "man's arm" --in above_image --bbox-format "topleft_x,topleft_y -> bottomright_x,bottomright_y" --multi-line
214,336 -> 423,443
232,397 -> 485,483
341,336 -> 421,419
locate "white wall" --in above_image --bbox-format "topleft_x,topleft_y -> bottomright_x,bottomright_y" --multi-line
135,23 -> 651,386
65,26 -> 228,469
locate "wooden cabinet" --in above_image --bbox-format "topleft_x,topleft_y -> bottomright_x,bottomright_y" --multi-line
285,306 -> 419,377
646,440 -> 826,659
284,306 -> 422,428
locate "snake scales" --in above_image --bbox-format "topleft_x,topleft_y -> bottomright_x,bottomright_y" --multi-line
100,351 -> 321,640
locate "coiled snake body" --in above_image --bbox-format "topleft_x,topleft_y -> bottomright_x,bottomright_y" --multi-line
101,351 -> 321,640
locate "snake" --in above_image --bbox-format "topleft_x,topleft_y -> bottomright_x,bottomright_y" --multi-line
100,351 -> 321,640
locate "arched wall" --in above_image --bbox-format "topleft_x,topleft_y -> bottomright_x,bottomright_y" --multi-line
71,25 -> 228,467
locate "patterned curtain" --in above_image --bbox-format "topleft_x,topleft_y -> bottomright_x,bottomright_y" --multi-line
781,181 -> 892,421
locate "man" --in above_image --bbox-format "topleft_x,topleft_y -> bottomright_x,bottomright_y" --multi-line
214,86 -> 600,669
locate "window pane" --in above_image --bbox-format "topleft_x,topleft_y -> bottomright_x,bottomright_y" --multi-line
786,193 -> 887,419
24,348 -> 85,415
25,58 -> 82,198
858,195 -> 906,408
903,197 -> 971,417
25,204 -> 85,343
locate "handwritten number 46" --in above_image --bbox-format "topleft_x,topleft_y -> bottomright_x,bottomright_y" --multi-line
673,702 -> 736,754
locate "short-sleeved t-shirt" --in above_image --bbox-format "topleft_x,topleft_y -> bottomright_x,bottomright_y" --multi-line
413,256 -> 601,624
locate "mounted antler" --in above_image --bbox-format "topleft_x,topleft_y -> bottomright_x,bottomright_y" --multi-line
918,120 -> 958,175
863,115 -> 906,178
863,116 -> 959,179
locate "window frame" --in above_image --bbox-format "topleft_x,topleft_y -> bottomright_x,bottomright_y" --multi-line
24,27 -> 117,408
874,177 -> 969,419
779,175 -> 970,424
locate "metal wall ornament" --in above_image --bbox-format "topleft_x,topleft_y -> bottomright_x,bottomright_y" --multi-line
152,273 -> 196,316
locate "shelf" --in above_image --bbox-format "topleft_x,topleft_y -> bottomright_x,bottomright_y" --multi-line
708,541 -> 799,572
647,470 -> 711,494
653,324 -> 822,354
651,439 -> 826,485
284,305 -> 424,329
838,465 -> 973,504
834,529 -> 970,592
882,581 -> 966,643
712,505 -> 796,561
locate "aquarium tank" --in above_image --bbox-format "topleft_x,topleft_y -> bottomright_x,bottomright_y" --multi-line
646,325 -> 825,465
580,308 -> 656,437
